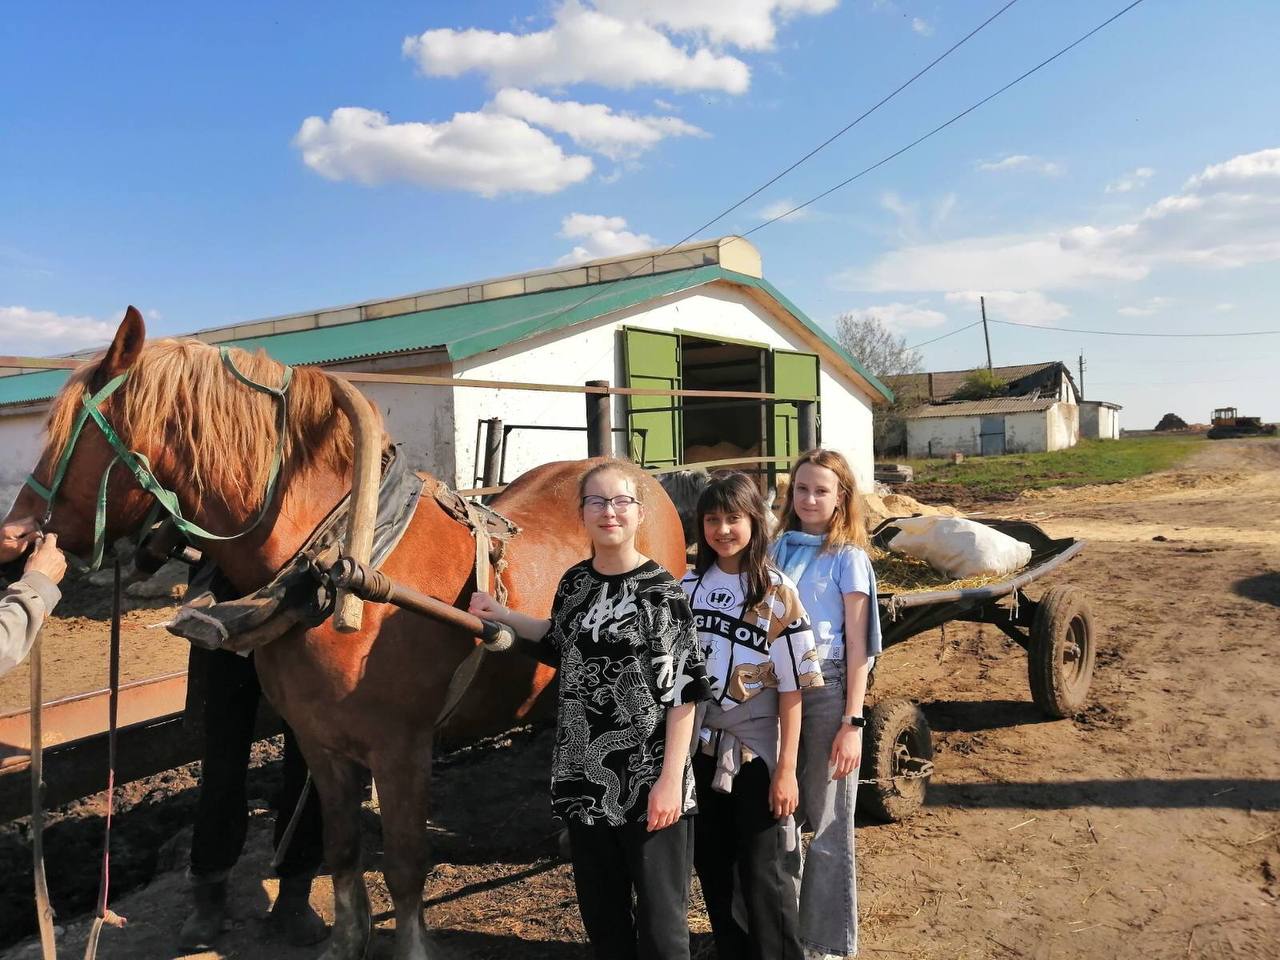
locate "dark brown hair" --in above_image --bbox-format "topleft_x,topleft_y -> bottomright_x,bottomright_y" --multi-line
694,472 -> 775,610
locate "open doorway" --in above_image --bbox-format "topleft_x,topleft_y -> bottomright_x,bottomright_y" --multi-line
680,334 -> 768,470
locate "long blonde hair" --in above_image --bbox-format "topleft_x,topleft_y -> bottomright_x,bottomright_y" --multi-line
780,448 -> 868,550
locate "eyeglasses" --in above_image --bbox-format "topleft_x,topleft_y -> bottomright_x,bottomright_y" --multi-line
581,495 -> 641,513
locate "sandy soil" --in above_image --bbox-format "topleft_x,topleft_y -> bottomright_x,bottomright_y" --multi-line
3,439 -> 1279,959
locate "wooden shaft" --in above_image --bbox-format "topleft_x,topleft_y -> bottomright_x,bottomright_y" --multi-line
328,376 -> 382,632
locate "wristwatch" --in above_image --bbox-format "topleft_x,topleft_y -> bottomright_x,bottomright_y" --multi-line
841,714 -> 866,728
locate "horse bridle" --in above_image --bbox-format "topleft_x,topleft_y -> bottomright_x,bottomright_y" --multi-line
23,347 -> 294,570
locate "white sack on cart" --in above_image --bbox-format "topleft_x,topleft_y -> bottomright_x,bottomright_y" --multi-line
884,516 -> 1032,579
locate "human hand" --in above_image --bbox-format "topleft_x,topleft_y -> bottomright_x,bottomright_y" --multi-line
468,591 -> 508,622
829,725 -> 862,781
769,765 -> 798,819
0,517 -> 38,563
646,772 -> 683,831
24,533 -> 67,586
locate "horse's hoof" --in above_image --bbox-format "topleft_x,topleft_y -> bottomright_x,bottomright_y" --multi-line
177,877 -> 228,951
268,875 -> 330,946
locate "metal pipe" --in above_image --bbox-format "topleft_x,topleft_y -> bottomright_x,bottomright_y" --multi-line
481,417 -> 503,488
330,556 -> 515,651
797,400 -> 817,452
585,379 -> 613,458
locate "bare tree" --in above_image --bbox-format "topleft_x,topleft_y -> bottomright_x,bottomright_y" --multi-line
836,313 -> 924,382
836,314 -> 923,457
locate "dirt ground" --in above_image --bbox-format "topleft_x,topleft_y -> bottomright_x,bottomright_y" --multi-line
3,438 -> 1279,959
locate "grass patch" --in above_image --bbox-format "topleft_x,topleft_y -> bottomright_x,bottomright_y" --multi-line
900,435 -> 1204,497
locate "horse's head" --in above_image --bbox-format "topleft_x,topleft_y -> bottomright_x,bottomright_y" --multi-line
7,307 -> 154,561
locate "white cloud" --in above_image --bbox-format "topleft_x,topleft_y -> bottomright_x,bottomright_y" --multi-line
841,147 -> 1280,293
945,290 -> 1069,327
759,198 -> 813,222
557,213 -> 656,264
1117,295 -> 1173,317
594,0 -> 839,51
841,301 -> 947,333
911,17 -> 934,36
977,154 -> 1063,176
293,107 -> 593,197
1105,166 -> 1154,194
0,306 -> 117,353
488,88 -> 705,160
403,2 -> 751,93
1215,302 -> 1235,312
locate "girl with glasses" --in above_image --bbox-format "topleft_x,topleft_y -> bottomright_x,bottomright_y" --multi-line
470,461 -> 711,960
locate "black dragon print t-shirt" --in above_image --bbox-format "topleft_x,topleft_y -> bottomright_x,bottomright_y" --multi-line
534,558 -> 712,827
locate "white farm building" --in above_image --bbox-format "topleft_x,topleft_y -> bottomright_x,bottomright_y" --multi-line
0,238 -> 893,508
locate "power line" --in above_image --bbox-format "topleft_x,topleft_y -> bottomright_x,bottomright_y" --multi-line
989,318 -> 1280,338
743,0 -> 1148,234
908,320 -> 982,349
520,0 -> 1024,341
668,0 -> 1022,245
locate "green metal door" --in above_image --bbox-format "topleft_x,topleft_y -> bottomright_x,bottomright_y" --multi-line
768,350 -> 820,466
623,327 -> 682,467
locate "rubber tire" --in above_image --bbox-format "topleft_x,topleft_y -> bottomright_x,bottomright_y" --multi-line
1028,584 -> 1096,718
857,698 -> 934,823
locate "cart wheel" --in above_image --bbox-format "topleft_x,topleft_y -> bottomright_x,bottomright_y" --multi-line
1028,584 -> 1096,718
857,698 -> 933,823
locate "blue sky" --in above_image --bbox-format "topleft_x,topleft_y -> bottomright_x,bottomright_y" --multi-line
3,0 -> 1278,430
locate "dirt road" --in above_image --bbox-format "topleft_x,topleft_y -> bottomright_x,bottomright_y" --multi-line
4,439 -> 1278,959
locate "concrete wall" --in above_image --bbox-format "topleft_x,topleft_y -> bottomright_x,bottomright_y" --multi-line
453,284 -> 879,492
0,407 -> 51,514
907,402 -> 1080,458
1006,403 -> 1078,453
905,415 -> 981,458
352,376 -> 456,482
1080,401 -> 1120,440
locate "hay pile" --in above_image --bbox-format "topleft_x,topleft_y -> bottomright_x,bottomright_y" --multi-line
870,547 -> 1008,594
861,492 -> 963,531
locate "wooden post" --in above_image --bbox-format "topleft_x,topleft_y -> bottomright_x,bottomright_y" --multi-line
585,380 -> 612,458
481,417 -> 503,487
797,400 -> 817,453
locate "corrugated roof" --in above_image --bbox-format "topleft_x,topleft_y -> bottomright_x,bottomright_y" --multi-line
0,266 -> 893,407
904,396 -> 1060,419
889,362 -> 1063,402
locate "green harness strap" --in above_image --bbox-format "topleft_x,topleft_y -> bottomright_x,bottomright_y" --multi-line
25,348 -> 294,570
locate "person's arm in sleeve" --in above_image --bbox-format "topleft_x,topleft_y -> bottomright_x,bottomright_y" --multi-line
647,586 -> 711,831
469,587 -> 560,666
0,534 -> 68,676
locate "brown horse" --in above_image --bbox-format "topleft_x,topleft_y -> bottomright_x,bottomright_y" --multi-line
5,308 -> 687,960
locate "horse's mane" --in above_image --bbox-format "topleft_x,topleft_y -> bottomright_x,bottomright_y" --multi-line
45,338 -> 359,514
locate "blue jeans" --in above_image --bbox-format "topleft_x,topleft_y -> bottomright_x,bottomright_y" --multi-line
793,659 -> 859,956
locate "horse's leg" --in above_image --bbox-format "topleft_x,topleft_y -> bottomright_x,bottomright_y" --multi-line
309,751 -> 372,960
370,734 -> 435,960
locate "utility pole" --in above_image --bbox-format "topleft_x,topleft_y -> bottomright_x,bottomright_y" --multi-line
980,296 -> 993,370
1078,350 -> 1086,400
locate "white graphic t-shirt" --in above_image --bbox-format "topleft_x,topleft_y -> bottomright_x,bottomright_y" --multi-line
681,564 -> 823,721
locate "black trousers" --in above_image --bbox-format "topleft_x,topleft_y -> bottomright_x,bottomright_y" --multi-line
566,816 -> 694,960
692,752 -> 803,960
188,647 -> 323,880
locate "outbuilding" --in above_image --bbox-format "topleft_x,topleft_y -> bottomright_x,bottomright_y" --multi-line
903,396 -> 1081,458
0,238 -> 893,507
1079,399 -> 1122,440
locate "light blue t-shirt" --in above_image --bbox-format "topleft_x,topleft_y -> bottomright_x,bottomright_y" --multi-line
776,543 -> 883,665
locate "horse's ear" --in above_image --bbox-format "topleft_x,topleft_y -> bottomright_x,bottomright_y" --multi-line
90,306 -> 146,390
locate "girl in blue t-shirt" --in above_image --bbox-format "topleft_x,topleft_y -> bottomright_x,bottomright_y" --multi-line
770,449 -> 883,959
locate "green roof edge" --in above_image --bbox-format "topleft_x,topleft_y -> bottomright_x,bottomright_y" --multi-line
0,263 -> 894,407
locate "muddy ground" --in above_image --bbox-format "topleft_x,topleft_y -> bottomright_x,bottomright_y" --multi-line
3,438 -> 1278,959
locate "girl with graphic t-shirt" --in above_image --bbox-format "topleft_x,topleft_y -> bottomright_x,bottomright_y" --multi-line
681,472 -> 824,960
470,461 -> 711,960
771,449 -> 883,960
